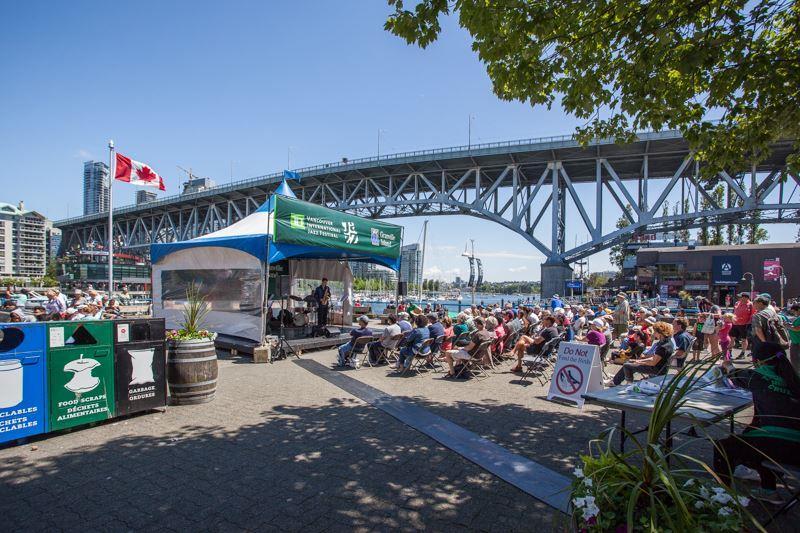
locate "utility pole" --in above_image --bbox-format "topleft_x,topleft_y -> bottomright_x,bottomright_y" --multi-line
418,220 -> 428,304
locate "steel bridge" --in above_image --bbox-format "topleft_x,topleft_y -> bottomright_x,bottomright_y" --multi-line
56,130 -> 800,296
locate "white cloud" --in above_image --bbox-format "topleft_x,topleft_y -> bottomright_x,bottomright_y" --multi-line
74,149 -> 94,160
508,265 -> 528,273
424,265 -> 443,277
480,250 -> 541,260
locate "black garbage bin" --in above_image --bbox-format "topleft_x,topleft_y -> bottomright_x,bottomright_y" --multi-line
113,318 -> 167,416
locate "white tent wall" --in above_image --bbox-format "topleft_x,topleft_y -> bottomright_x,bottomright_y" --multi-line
289,259 -> 354,326
152,246 -> 265,341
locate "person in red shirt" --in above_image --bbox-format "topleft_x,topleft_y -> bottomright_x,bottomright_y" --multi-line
732,292 -> 756,358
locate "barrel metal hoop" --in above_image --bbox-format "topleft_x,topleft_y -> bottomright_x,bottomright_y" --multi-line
167,356 -> 217,363
168,378 -> 218,388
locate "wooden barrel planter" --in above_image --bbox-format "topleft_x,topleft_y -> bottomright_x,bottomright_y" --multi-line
166,338 -> 218,405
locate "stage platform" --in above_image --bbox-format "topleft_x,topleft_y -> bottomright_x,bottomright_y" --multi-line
215,328 -> 354,358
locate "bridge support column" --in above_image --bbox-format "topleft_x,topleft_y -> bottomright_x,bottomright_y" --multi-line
540,260 -> 573,300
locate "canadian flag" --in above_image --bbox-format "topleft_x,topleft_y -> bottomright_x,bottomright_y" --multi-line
114,153 -> 166,191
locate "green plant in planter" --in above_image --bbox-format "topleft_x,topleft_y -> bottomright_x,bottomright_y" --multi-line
572,360 -> 762,532
166,283 -> 216,342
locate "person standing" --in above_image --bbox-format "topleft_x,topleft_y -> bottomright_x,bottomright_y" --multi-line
550,293 -> 564,311
786,303 -> 800,375
314,277 -> 332,327
732,292 -> 755,358
612,293 -> 630,343
751,295 -> 781,360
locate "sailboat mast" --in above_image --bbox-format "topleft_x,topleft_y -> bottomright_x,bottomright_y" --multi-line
419,220 -> 428,304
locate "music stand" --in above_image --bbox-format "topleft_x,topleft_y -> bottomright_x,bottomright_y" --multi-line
275,279 -> 300,360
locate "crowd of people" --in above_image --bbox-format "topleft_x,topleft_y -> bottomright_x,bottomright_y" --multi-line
0,285 -> 127,323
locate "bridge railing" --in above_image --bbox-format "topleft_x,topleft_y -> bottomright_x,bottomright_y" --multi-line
55,129 -> 684,227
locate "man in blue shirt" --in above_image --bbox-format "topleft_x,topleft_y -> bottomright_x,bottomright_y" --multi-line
672,317 -> 693,367
397,312 -> 412,333
337,316 -> 373,366
427,313 -> 445,353
551,293 -> 564,311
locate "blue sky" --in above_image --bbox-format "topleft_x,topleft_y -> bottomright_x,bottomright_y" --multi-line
1,1 -> 795,281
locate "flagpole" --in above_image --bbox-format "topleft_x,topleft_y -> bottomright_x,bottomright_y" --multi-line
107,140 -> 115,297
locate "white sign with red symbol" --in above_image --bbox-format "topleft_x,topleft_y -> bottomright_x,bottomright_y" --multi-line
117,323 -> 130,343
547,342 -> 603,408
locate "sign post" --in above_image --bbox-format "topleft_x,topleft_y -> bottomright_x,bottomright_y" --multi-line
547,342 -> 603,408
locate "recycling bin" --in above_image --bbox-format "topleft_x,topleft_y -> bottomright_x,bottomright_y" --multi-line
0,322 -> 47,444
47,321 -> 115,432
113,318 -> 167,416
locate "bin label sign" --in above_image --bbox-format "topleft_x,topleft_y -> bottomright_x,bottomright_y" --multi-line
0,324 -> 48,443
117,323 -> 130,343
49,327 -> 64,348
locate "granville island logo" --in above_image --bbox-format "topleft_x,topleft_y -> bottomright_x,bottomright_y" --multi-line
370,228 -> 380,246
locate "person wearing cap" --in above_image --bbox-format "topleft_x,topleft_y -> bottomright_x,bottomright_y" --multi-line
713,344 -> 800,503
605,321 -> 674,387
751,295 -> 782,360
396,312 -> 412,333
550,293 -> 564,311
336,315 -> 373,367
612,293 -> 630,342
577,318 -> 607,348
732,292 -> 756,358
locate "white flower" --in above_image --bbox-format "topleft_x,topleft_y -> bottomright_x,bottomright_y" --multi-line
583,503 -> 600,519
584,496 -> 596,507
737,496 -> 750,507
584,477 -> 593,488
718,506 -> 733,517
694,500 -> 705,509
573,497 -> 586,508
683,479 -> 695,488
711,491 -> 733,505
699,486 -> 710,499
573,467 -> 585,479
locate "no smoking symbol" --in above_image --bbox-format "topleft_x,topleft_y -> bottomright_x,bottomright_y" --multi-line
556,364 -> 584,395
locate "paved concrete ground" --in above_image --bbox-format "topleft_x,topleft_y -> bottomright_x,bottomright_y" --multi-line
1,345 -> 796,532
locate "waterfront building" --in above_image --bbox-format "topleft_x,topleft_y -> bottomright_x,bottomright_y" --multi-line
350,261 -> 397,284
83,161 -> 110,215
0,201 -> 49,279
58,250 -> 151,291
45,222 -> 62,265
182,177 -> 215,195
400,243 -> 422,285
136,190 -> 158,205
635,243 -> 800,305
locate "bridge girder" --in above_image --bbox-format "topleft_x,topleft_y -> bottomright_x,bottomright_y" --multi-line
56,132 -> 800,262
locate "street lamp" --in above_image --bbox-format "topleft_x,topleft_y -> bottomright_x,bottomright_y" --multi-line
772,265 -> 787,309
741,272 -> 754,300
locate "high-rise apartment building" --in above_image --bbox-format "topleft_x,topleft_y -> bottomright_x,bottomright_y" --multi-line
83,161 -> 110,215
400,243 -> 422,285
0,202 -> 49,279
136,190 -> 158,205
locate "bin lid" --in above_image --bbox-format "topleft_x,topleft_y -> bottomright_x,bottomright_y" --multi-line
0,359 -> 22,371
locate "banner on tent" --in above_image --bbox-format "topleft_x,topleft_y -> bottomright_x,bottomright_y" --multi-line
272,195 -> 402,259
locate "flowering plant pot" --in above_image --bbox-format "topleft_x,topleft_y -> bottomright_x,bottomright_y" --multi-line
571,359 -> 760,532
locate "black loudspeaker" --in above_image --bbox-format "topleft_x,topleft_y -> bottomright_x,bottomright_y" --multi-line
324,326 -> 341,338
397,281 -> 408,296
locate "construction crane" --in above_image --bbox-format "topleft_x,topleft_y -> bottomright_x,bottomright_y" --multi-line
177,166 -> 215,195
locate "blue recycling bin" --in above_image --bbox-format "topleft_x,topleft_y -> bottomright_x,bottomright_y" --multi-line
0,322 -> 47,444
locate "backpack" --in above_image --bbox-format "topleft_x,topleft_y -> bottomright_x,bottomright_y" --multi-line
766,315 -> 791,348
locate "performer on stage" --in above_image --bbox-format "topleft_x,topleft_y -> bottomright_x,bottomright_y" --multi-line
314,277 -> 332,327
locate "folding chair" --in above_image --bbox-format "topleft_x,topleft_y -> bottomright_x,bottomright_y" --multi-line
405,337 -> 435,375
761,462 -> 800,526
453,331 -> 471,347
520,336 -> 560,384
428,334 -> 446,373
455,339 -> 493,379
376,333 -> 406,366
344,335 -> 374,368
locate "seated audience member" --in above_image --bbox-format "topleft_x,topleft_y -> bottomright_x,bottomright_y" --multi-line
606,321 -> 674,387
505,311 -> 522,337
397,312 -> 413,333
9,308 -> 34,322
440,316 -> 455,351
336,316 -> 373,367
510,315 -> 559,372
32,306 -> 47,321
442,317 -> 494,377
487,315 -> 505,354
367,314 -> 401,364
453,313 -> 470,339
611,329 -> 647,364
44,289 -> 66,318
713,345 -> 800,503
578,318 -> 608,348
395,314 -> 430,371
672,317 -> 692,367
427,313 -> 445,353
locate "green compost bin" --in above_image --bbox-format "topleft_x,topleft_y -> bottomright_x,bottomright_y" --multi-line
46,321 -> 115,432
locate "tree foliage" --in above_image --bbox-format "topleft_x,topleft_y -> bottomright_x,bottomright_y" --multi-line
609,205 -> 634,270
386,0 -> 800,174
